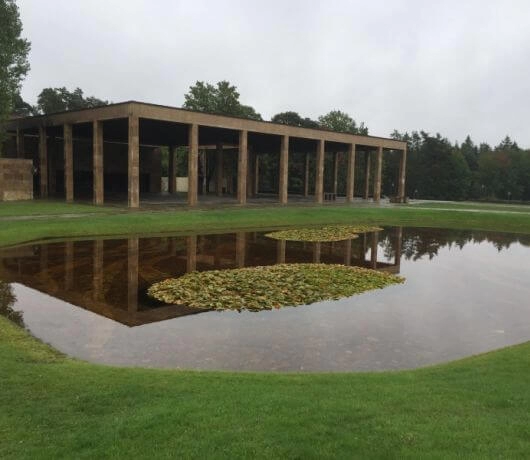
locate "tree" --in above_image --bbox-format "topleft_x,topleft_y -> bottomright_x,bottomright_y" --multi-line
183,80 -> 262,120
271,111 -> 319,128
318,110 -> 368,135
0,0 -> 30,142
36,87 -> 109,114
11,91 -> 34,116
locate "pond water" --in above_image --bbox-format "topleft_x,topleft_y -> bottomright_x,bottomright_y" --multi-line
1,227 -> 530,372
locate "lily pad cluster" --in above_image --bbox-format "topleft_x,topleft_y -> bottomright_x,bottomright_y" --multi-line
264,225 -> 383,242
148,263 -> 404,312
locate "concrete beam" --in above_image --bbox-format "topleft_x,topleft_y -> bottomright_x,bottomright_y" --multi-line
315,140 -> 324,204
279,135 -> 289,204
93,120 -> 104,205
64,124 -> 73,202
346,143 -> 356,202
237,130 -> 248,204
128,114 -> 140,208
188,124 -> 199,206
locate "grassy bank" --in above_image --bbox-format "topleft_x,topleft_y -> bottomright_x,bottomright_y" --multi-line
1,201 -> 530,458
2,201 -> 530,248
1,317 -> 529,458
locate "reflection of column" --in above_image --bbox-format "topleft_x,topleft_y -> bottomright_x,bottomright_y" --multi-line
371,232 -> 379,269
235,232 -> 246,267
40,244 -> 48,271
276,239 -> 286,264
186,235 -> 197,272
303,153 -> 310,197
346,143 -> 356,202
93,240 -> 104,301
344,238 -> 352,266
65,241 -> 74,290
127,238 -> 139,313
362,233 -> 368,261
395,227 -> 403,269
313,242 -> 321,263
315,140 -> 324,203
363,151 -> 371,200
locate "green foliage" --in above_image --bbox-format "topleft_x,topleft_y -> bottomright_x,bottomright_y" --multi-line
265,225 -> 383,242
148,263 -> 404,311
0,280 -> 23,327
0,0 -> 30,144
318,110 -> 368,135
36,87 -> 109,114
271,111 -> 319,128
183,80 -> 262,120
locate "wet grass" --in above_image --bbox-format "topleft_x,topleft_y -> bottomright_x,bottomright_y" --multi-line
1,316 -> 529,458
2,201 -> 530,248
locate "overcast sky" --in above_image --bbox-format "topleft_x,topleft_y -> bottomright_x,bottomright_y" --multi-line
17,0 -> 530,146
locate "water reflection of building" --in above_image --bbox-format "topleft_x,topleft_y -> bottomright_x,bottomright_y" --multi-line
0,228 -> 402,327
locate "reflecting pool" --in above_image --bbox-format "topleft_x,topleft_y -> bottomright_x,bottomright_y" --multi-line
1,227 -> 529,371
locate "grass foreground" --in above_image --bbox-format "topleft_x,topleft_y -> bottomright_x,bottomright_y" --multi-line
1,200 -> 530,458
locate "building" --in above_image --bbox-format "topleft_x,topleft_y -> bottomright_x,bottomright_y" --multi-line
1,101 -> 407,207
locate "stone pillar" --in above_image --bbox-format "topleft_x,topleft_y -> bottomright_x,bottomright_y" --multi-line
315,140 -> 325,203
188,124 -> 199,206
279,135 -> 289,204
237,130 -> 248,204
371,231 -> 379,269
397,146 -> 407,201
16,128 -> 24,159
128,115 -> 140,208
186,235 -> 197,272
168,145 -> 176,194
373,146 -> 383,202
216,143 -> 223,196
64,124 -> 74,202
38,126 -> 48,198
93,120 -> 104,205
235,232 -> 246,267
333,152 -> 339,196
254,154 -> 259,195
346,143 -> 356,202
276,239 -> 286,264
303,153 -> 310,197
363,151 -> 371,200
127,237 -> 139,313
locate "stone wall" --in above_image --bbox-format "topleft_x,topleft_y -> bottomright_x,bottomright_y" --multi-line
0,159 -> 34,201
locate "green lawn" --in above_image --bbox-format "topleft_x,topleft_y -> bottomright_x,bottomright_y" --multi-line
410,200 -> 530,213
1,201 -> 530,458
0,199 -> 121,217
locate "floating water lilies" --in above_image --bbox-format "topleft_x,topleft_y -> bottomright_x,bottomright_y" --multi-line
148,263 -> 404,312
264,225 -> 383,242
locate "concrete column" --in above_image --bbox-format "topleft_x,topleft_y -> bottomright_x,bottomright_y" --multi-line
254,154 -> 259,195
127,237 -> 139,313
93,120 -> 104,205
16,128 -> 24,159
186,235 -> 197,272
237,130 -> 248,204
235,232 -> 246,267
333,152 -> 339,196
279,135 -> 289,204
315,140 -> 325,203
188,124 -> 199,206
276,239 -> 286,264
346,143 -> 356,202
398,146 -> 407,201
303,153 -> 310,197
64,124 -> 74,202
373,146 -> 383,202
216,143 -> 223,196
38,126 -> 48,198
128,115 -> 140,208
363,151 -> 371,200
168,145 -> 176,194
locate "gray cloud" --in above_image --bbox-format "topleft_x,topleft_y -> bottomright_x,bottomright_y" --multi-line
18,0 -> 530,146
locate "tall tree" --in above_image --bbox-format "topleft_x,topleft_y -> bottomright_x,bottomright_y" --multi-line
271,111 -> 319,128
36,87 -> 108,114
0,0 -> 30,143
183,80 -> 262,120
318,110 -> 368,135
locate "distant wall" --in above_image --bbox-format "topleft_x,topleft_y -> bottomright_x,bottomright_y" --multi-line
0,159 -> 34,201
